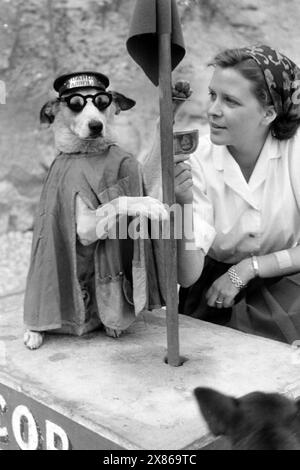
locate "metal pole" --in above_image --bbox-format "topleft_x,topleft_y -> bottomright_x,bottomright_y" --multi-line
157,0 -> 181,366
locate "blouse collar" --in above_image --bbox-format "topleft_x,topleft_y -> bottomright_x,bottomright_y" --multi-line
212,133 -> 282,208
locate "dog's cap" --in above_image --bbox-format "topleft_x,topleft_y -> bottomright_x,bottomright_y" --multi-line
53,71 -> 110,96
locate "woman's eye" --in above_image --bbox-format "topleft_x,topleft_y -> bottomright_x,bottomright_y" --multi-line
208,91 -> 216,100
224,96 -> 238,105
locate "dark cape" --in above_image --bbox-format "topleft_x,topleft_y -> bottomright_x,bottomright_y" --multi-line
24,145 -> 165,335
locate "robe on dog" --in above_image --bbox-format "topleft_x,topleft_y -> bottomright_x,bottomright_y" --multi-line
24,144 -> 165,335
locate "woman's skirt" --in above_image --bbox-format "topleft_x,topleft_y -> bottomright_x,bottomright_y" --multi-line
179,257 -> 300,344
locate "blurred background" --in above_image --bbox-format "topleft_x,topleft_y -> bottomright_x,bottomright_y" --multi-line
1,0 -> 300,233
1,0 -> 300,296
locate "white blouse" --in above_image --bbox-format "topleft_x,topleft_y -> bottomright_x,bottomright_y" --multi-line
191,130 -> 300,264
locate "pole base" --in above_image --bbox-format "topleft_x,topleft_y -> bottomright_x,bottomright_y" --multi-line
164,355 -> 188,367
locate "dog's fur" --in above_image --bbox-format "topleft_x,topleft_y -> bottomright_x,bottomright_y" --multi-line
24,87 -> 137,350
39,89 -> 135,154
194,387 -> 300,450
24,81 -> 190,350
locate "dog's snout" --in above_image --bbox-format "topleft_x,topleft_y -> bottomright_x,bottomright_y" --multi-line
88,120 -> 103,134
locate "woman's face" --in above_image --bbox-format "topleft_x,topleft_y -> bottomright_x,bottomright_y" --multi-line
207,66 -> 268,148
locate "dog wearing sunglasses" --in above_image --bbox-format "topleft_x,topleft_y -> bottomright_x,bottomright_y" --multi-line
194,387 -> 300,450
40,88 -> 133,154
23,71 -> 167,350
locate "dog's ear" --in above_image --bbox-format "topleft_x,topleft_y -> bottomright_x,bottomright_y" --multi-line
40,99 -> 60,125
194,387 -> 239,436
111,91 -> 136,115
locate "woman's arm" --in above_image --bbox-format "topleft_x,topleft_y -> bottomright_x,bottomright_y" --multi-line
177,222 -> 205,287
174,160 -> 205,287
206,246 -> 300,309
235,246 -> 300,283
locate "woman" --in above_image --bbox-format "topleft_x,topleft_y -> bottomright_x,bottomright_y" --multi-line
178,45 -> 300,344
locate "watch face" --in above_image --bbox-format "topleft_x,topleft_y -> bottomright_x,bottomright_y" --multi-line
173,129 -> 199,155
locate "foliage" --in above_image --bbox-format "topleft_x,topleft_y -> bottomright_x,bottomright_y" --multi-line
178,0 -> 221,20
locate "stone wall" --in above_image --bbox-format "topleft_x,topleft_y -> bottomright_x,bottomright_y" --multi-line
1,0 -> 300,232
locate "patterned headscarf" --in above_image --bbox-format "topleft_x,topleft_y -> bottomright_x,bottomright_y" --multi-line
241,45 -> 300,120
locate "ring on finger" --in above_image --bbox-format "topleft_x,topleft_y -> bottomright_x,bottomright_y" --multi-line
215,299 -> 223,305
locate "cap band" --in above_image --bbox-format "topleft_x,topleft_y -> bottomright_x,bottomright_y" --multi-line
59,75 -> 106,95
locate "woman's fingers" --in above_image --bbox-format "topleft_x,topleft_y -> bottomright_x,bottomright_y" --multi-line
207,293 -> 229,309
175,170 -> 192,188
207,291 -> 219,307
175,165 -> 192,187
174,154 -> 190,164
206,285 -> 218,307
174,162 -> 191,178
222,298 -> 235,309
206,285 -> 234,309
174,163 -> 193,205
176,179 -> 193,192
215,297 -> 225,309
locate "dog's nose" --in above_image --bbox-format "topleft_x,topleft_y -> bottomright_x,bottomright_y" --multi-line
88,120 -> 103,134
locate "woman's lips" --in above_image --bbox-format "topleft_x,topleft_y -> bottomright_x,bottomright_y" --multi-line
210,122 -> 226,129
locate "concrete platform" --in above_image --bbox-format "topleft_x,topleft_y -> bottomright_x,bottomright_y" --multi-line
0,293 -> 300,450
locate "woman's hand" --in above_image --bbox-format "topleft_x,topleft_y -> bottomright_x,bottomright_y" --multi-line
206,272 -> 240,309
206,258 -> 255,309
174,154 -> 193,205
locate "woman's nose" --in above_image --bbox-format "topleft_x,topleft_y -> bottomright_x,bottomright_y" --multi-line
208,99 -> 223,117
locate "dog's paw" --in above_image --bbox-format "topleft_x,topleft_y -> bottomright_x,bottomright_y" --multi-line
104,327 -> 123,338
24,330 -> 44,350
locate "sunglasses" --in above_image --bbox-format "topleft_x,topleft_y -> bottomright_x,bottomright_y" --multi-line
59,92 -> 113,112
